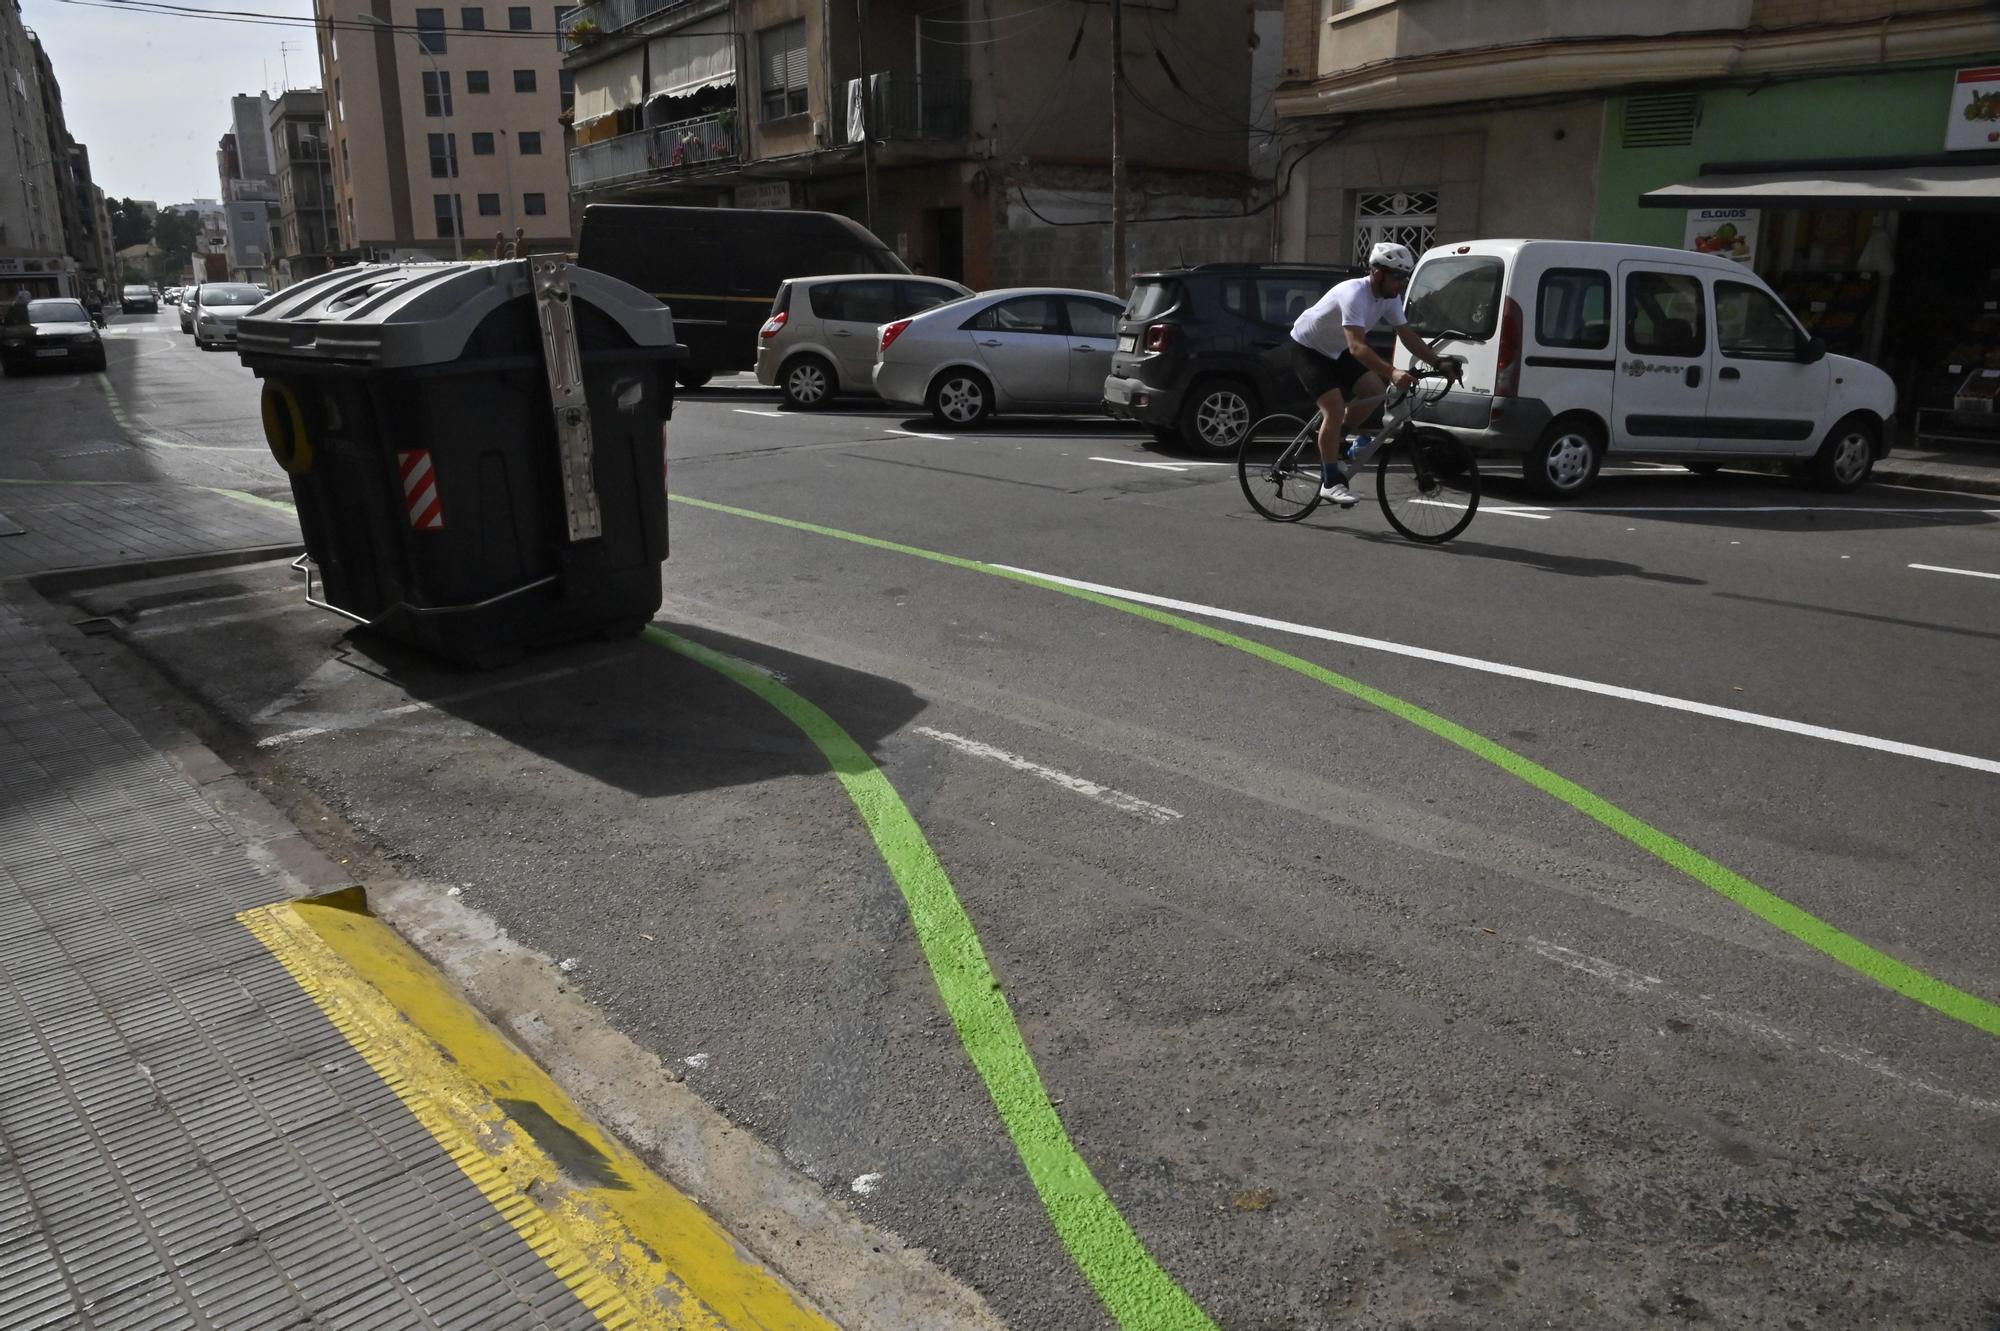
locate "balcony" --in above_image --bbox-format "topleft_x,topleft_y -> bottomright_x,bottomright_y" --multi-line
568,112 -> 739,192
559,0 -> 723,53
842,76 -> 971,146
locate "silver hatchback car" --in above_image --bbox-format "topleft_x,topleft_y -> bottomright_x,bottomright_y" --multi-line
756,274 -> 971,409
872,287 -> 1127,427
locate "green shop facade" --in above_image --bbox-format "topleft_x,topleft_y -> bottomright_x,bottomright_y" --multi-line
1595,60 -> 2000,435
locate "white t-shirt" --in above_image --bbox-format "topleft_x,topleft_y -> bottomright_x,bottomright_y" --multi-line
1290,276 -> 1407,358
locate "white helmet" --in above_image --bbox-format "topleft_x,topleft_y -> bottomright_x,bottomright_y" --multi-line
1367,241 -> 1417,275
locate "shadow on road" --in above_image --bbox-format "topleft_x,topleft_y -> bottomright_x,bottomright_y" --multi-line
1479,469 -> 1999,532
1313,522 -> 1710,586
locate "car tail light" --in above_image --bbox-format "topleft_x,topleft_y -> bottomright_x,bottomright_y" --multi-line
1494,296 -> 1523,398
1145,323 -> 1173,353
880,318 -> 912,353
758,311 -> 788,339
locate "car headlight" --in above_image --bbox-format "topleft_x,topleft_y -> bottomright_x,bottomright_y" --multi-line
73,334 -> 97,346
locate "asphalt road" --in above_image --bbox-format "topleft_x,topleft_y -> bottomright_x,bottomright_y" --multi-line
25,316 -> 2000,1329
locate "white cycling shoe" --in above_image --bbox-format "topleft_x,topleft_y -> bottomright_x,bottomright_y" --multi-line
1318,482 -> 1358,506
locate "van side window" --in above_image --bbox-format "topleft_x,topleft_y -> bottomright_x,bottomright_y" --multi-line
1536,268 -> 1609,349
1715,280 -> 1802,357
898,281 -> 960,314
1625,272 -> 1705,358
813,280 -> 897,324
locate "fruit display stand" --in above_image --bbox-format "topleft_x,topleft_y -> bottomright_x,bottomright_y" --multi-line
1775,271 -> 1877,357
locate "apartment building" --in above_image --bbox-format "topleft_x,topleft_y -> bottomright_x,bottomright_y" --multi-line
267,90 -> 339,285
1,0 -> 82,298
1274,0 -> 2000,415
315,0 -> 575,259
560,0 -> 1273,290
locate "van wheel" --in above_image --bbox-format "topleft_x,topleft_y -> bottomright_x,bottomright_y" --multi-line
1807,414 -> 1877,492
780,355 -> 835,410
1524,418 -> 1604,499
676,367 -> 712,390
929,369 -> 993,427
1180,379 -> 1256,455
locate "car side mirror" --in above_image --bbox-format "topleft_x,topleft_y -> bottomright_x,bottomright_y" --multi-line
1798,335 -> 1826,364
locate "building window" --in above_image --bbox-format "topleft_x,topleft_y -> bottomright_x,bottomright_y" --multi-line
507,5 -> 530,28
467,69 -> 490,94
558,68 -> 573,112
758,20 -> 808,121
460,5 -> 484,28
416,8 -> 446,53
1352,189 -> 1436,265
523,192 -> 546,216
427,133 -> 458,178
513,68 -> 537,93
422,70 -> 453,116
477,192 -> 500,216
517,131 -> 541,154
340,138 -> 348,168
434,193 -> 462,238
471,131 -> 495,155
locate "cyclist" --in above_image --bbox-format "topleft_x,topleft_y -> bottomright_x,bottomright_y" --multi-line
1288,242 -> 1444,505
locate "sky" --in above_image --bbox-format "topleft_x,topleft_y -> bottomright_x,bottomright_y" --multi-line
21,0 -> 321,207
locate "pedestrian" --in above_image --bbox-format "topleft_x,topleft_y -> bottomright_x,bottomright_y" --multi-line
4,289 -> 30,326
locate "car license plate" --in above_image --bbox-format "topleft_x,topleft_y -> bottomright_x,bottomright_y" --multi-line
1117,333 -> 1137,352
35,348 -> 67,358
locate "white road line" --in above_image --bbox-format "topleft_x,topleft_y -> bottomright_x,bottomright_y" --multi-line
1518,504 -> 2000,515
732,408 -> 787,418
988,564 -> 2000,777
1090,456 -> 1189,472
1410,497 -> 1550,520
913,725 -> 1183,824
883,428 -> 953,441
1910,562 -> 2000,582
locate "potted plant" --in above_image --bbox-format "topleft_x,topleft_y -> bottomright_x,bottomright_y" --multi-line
566,16 -> 599,42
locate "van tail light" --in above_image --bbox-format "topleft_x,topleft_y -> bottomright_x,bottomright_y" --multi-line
1494,296 -> 1523,398
758,311 -> 788,339
1144,322 -> 1174,353
880,318 -> 912,353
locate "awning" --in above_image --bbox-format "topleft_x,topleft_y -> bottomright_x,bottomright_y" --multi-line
649,16 -> 735,99
572,47 -> 645,122
1642,164 -> 2000,211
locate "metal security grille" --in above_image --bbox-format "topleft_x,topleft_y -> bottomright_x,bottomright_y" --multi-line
1354,190 -> 1437,265
1622,93 -> 1700,148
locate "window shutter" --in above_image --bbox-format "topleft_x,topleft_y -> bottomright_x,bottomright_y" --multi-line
785,24 -> 806,92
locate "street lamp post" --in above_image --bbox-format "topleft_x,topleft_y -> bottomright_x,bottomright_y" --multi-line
359,12 -> 462,260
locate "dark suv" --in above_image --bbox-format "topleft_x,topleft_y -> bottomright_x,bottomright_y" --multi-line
1102,262 -> 1366,454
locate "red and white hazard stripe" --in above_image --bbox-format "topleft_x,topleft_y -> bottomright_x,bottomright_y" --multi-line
398,449 -> 444,530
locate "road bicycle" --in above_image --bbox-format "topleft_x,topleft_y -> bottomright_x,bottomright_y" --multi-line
1237,347 -> 1480,544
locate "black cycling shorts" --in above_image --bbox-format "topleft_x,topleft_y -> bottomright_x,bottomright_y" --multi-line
1290,339 -> 1371,400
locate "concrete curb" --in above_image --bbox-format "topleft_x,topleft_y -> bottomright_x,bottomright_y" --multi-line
1873,465 -> 2000,497
24,541 -> 303,594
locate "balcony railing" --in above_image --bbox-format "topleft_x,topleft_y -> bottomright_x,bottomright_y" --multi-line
559,0 -> 722,52
568,112 -> 739,191
843,76 -> 970,145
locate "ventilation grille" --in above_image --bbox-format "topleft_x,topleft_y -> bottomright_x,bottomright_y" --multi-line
1622,94 -> 1700,149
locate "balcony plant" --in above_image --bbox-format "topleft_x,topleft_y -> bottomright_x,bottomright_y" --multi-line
566,16 -> 599,43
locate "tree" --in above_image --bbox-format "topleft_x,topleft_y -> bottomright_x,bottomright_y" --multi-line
153,210 -> 199,269
111,198 -> 153,250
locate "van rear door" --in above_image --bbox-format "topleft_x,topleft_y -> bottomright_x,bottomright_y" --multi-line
1402,254 -> 1504,389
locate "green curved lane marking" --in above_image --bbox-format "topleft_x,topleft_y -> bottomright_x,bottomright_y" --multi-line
646,627 -> 1220,1331
669,493 -> 2000,1041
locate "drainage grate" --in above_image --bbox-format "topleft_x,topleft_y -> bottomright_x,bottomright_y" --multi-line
1622,93 -> 1700,148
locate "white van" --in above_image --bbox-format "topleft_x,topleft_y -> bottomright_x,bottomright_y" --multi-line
1397,240 -> 1896,499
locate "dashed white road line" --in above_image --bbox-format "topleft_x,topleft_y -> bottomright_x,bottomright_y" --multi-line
913,725 -> 1183,824
883,427 -> 953,441
988,564 -> 2000,777
732,408 -> 786,419
1091,457 -> 1189,472
1410,497 -> 1550,520
1910,562 -> 2000,582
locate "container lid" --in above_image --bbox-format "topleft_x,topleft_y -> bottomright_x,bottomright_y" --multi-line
236,258 -> 678,368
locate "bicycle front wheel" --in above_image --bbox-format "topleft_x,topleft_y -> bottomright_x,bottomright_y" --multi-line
1378,428 -> 1480,543
1238,413 -> 1324,522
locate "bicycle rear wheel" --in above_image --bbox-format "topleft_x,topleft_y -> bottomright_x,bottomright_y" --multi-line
1238,414 -> 1324,522
1377,428 -> 1480,543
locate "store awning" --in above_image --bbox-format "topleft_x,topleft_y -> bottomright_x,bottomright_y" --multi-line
572,47 -> 645,122
1642,164 -> 2000,211
649,17 -> 735,99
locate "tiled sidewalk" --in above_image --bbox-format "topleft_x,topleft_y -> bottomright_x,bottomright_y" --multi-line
0,482 -> 298,580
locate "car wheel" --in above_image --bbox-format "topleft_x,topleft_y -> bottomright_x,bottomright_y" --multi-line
928,369 -> 993,427
780,355 -> 835,410
676,366 -> 712,390
1179,379 -> 1256,455
1524,417 -> 1604,499
1807,414 -> 1877,493
1684,461 -> 1723,476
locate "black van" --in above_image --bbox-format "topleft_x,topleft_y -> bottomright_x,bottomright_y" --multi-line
575,204 -> 908,387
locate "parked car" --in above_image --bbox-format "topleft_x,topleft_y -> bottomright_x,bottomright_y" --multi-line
119,284 -> 158,314
163,286 -> 182,306
191,283 -> 267,349
0,297 -> 107,374
576,204 -> 909,388
1397,239 -> 1896,498
1102,262 -> 1369,454
873,288 -> 1127,427
756,274 -> 972,408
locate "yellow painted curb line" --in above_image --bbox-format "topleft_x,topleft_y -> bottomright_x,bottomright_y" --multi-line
240,889 -> 840,1331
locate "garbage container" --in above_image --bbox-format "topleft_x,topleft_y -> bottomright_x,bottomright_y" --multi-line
238,257 -> 684,667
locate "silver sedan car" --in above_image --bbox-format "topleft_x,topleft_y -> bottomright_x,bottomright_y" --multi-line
872,287 -> 1126,426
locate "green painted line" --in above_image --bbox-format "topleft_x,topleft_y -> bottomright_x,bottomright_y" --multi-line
204,487 -> 297,515
669,493 -> 2000,1040
646,626 -> 1220,1331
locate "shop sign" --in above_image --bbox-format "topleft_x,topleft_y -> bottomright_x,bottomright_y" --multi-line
1684,208 -> 1758,265
1945,66 -> 2000,152
734,182 -> 792,210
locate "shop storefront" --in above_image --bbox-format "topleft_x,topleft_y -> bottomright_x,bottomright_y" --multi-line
1597,62 -> 2000,442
